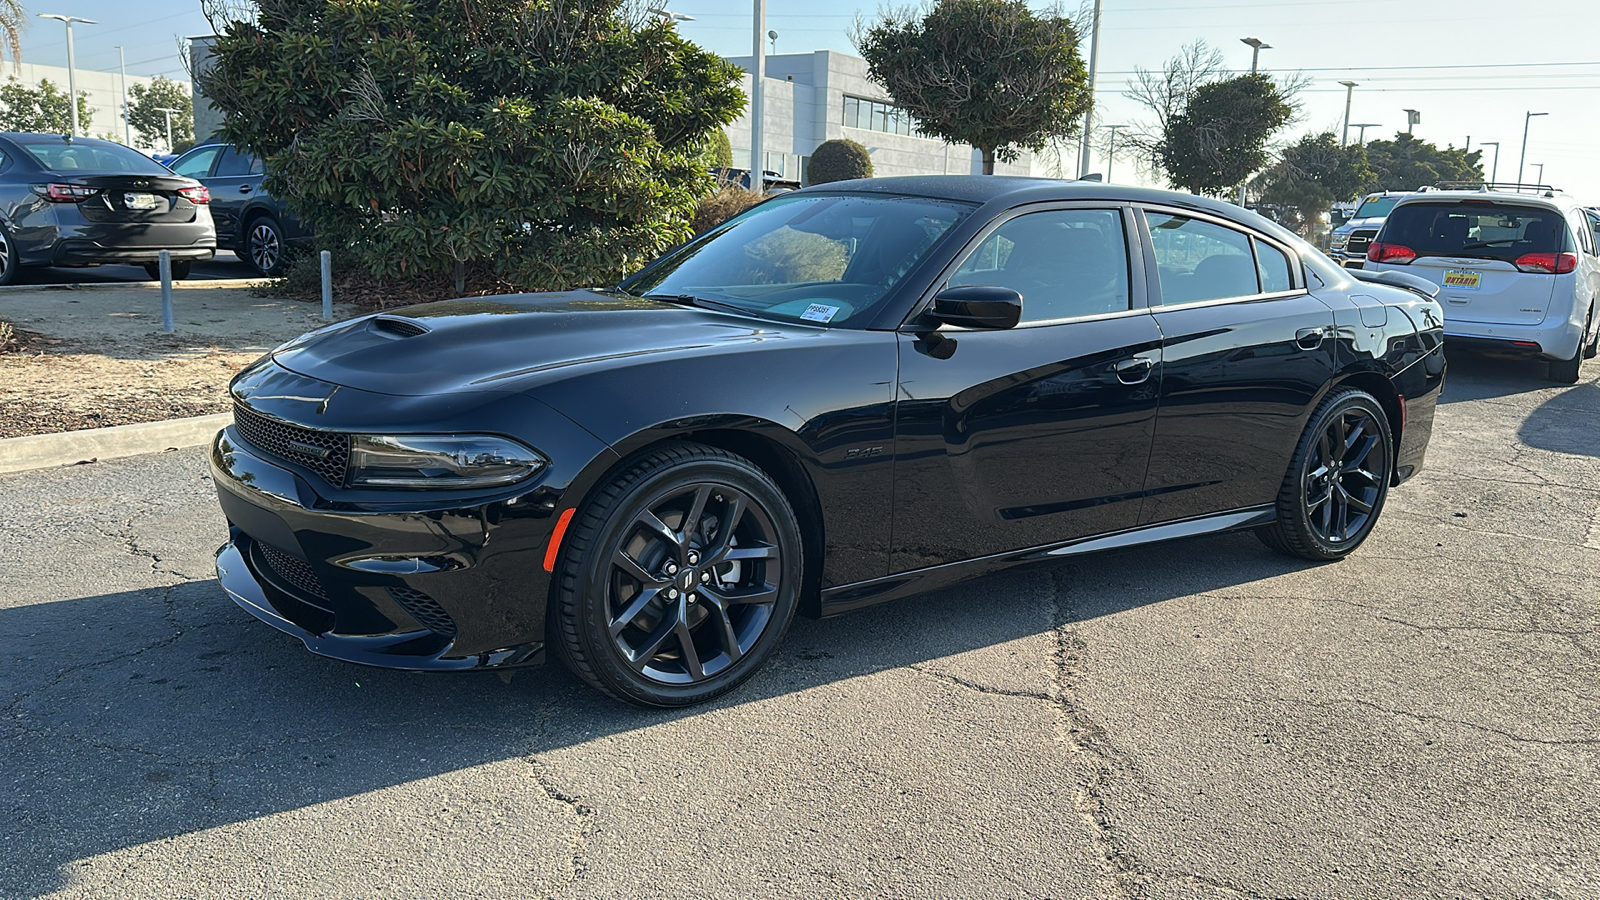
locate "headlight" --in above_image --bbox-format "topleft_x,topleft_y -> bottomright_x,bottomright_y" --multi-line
1331,234 -> 1348,249
347,434 -> 546,489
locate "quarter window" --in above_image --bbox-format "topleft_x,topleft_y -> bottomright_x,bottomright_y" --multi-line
1145,212 -> 1259,304
1254,238 -> 1293,293
950,209 -> 1132,323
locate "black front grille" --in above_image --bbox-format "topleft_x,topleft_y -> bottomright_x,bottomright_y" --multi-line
387,587 -> 457,637
257,542 -> 329,601
233,402 -> 350,486
1346,229 -> 1378,255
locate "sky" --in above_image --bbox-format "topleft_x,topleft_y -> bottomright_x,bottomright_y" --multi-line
13,0 -> 1600,199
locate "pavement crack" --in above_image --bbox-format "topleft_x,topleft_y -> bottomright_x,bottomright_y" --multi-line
524,757 -> 596,890
907,665 -> 1054,702
1262,696 -> 1599,748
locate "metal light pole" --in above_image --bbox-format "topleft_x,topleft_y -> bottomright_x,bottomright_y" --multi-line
1076,0 -> 1104,178
1402,109 -> 1420,135
1518,111 -> 1547,185
1238,38 -> 1271,206
155,107 -> 178,152
1339,81 -> 1357,145
1532,162 -> 1544,185
1350,123 -> 1379,145
1480,141 -> 1500,183
749,0 -> 765,193
38,14 -> 97,136
1102,124 -> 1126,183
116,46 -> 131,144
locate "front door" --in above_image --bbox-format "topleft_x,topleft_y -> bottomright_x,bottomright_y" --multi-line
890,206 -> 1163,572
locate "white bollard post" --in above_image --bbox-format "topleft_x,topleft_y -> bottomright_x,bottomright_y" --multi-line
158,250 -> 174,333
320,250 -> 333,321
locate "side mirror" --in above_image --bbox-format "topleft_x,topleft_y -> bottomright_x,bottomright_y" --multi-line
926,285 -> 1023,330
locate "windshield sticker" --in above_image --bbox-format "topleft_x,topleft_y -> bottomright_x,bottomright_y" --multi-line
800,303 -> 840,323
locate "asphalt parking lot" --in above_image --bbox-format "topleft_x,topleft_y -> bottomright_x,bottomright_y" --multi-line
13,252 -> 257,285
3,349 -> 1597,900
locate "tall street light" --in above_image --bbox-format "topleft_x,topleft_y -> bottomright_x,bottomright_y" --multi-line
1350,123 -> 1379,145
115,45 -> 130,145
1339,81 -> 1358,145
749,0 -> 765,193
1517,111 -> 1547,185
37,14 -> 96,137
1102,124 -> 1127,183
155,107 -> 178,152
1532,162 -> 1545,185
1237,38 -> 1270,206
1479,141 -> 1500,183
1076,0 -> 1104,178
1402,109 -> 1420,135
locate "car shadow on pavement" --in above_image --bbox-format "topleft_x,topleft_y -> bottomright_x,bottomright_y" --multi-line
1518,382 -> 1600,458
1437,346 -> 1584,403
1,530 -> 1318,896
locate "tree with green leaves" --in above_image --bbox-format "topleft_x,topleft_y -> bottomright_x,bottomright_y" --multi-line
0,77 -> 92,134
855,0 -> 1090,175
705,128 -> 733,168
806,138 -> 872,185
1361,133 -> 1482,193
1253,131 -> 1373,237
199,0 -> 745,292
127,75 -> 194,152
1158,73 -> 1293,197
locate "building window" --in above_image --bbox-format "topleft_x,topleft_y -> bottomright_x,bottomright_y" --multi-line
843,95 -> 920,137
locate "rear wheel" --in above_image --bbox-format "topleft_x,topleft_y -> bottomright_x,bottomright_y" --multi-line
1257,389 -> 1393,561
551,442 -> 803,707
244,215 -> 285,276
143,260 -> 193,281
1582,304 -> 1598,361
1549,340 -> 1584,384
0,224 -> 19,286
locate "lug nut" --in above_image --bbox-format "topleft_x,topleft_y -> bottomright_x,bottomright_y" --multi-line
687,551 -> 699,564
667,588 -> 679,599
701,571 -> 711,583
665,562 -> 678,575
687,594 -> 697,603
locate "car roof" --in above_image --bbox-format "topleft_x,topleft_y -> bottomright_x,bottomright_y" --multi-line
1392,190 -> 1581,213
793,175 -> 1306,246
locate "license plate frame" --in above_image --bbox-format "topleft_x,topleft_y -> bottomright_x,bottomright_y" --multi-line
123,192 -> 163,211
1441,270 -> 1481,291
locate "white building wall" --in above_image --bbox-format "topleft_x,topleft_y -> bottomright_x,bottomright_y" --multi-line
3,63 -> 189,151
725,50 -> 1036,182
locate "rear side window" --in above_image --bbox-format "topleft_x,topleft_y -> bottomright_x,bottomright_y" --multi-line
1380,201 -> 1572,263
16,139 -> 172,175
1145,212 -> 1258,304
213,147 -> 264,177
170,146 -> 220,179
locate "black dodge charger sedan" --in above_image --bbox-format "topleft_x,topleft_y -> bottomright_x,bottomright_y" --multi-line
0,133 -> 216,283
212,176 -> 1445,706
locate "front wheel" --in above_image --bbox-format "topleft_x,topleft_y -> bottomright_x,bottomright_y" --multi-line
551,443 -> 804,707
0,223 -> 20,286
1257,389 -> 1393,561
143,260 -> 192,281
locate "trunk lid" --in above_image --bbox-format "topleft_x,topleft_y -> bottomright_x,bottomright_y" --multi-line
1406,256 -> 1556,326
67,173 -> 203,225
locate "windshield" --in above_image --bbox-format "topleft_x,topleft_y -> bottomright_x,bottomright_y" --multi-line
16,138 -> 173,176
622,193 -> 975,327
1354,196 -> 1401,219
1380,201 -> 1570,263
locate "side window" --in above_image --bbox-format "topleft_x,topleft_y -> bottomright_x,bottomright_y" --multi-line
1144,212 -> 1259,304
1578,211 -> 1598,256
169,146 -> 220,179
949,208 -> 1131,323
213,147 -> 261,178
1254,238 -> 1293,293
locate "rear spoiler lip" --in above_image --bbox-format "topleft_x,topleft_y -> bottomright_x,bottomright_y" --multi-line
1350,268 -> 1441,300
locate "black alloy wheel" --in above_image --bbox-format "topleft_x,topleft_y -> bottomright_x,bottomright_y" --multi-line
1258,389 -> 1393,561
245,216 -> 285,276
0,224 -> 19,286
143,260 -> 193,281
552,443 -> 803,707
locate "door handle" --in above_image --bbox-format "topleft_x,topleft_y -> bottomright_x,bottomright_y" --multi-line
1114,357 -> 1155,385
1295,327 -> 1326,350
239,185 -> 252,193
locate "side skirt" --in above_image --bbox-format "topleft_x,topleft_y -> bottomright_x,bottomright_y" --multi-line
818,505 -> 1275,616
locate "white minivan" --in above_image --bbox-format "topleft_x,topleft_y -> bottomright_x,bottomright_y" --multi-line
1365,188 -> 1600,382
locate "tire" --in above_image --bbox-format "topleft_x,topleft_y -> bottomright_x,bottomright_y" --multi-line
1257,389 -> 1394,561
1582,304 -> 1598,361
0,223 -> 20,286
143,260 -> 193,281
1549,340 -> 1583,384
551,442 -> 804,707
243,215 -> 285,276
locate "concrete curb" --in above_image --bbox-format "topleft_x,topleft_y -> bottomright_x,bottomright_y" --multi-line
0,413 -> 229,475
0,278 -> 267,293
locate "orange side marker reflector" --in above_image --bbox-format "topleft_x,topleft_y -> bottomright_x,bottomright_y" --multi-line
543,508 -> 577,573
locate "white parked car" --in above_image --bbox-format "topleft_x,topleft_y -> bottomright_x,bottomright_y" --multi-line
1365,188 -> 1600,382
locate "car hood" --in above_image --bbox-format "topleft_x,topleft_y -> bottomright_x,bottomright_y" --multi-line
1338,215 -> 1387,233
271,291 -> 819,397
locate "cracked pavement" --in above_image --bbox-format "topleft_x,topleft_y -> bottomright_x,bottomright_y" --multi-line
2,348 -> 1597,899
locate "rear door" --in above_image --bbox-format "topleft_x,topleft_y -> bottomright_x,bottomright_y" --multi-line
890,204 -> 1163,570
1137,207 -> 1336,525
207,147 -> 265,245
1377,199 -> 1564,326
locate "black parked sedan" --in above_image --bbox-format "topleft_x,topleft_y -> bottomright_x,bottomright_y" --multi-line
0,133 -> 215,283
212,176 -> 1445,707
169,142 -> 310,276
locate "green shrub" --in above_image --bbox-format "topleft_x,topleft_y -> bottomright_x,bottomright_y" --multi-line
707,129 -> 734,168
200,0 -> 747,293
806,139 -> 873,186
691,183 -> 764,234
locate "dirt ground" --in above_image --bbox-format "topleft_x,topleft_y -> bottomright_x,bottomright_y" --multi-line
0,282 -> 355,439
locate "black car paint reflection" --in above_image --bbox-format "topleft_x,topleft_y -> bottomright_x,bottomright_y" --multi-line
210,176 -> 1444,679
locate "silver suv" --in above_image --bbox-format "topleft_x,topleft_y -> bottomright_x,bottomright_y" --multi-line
1330,191 -> 1409,268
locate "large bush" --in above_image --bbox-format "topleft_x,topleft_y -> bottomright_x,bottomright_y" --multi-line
199,0 -> 746,291
805,139 -> 873,186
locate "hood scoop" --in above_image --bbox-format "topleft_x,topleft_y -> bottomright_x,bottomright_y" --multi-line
371,315 -> 431,338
